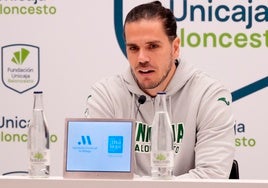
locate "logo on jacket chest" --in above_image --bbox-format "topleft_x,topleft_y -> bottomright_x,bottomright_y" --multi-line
135,122 -> 184,154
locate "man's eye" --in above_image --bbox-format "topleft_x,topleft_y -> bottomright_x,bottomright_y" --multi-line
128,46 -> 138,51
148,44 -> 159,49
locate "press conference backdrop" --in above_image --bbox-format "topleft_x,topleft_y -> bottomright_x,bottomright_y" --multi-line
0,0 -> 267,179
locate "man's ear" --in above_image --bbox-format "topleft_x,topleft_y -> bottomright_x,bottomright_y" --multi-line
172,37 -> 180,59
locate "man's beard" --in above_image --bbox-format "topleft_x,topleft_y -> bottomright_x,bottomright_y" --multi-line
131,57 -> 174,90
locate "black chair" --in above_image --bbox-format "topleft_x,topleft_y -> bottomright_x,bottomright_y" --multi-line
229,160 -> 239,179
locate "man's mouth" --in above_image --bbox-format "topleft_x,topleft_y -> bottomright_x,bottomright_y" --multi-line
138,69 -> 154,74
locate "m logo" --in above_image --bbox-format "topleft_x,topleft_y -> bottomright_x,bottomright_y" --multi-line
78,135 -> 92,145
1,44 -> 40,94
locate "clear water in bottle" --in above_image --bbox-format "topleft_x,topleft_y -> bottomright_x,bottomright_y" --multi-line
151,92 -> 174,179
28,91 -> 50,177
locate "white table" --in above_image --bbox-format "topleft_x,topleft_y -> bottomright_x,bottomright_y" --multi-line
1,176 -> 268,188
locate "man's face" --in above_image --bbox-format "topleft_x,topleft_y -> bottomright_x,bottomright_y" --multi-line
125,19 -> 180,96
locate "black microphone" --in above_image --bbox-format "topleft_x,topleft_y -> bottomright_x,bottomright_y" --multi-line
138,95 -> 146,105
136,95 -> 146,119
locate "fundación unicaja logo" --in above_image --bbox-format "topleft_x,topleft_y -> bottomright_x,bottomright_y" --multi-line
1,44 -> 40,93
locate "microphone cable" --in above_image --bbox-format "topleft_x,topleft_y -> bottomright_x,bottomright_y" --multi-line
135,95 -> 146,119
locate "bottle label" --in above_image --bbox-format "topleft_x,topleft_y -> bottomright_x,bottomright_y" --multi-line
29,150 -> 50,165
151,151 -> 174,167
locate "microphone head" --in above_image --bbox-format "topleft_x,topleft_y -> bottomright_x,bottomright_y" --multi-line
138,95 -> 146,104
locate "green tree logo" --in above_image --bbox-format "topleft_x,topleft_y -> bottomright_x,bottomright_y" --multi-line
11,48 -> 30,65
156,153 -> 166,161
34,152 -> 44,160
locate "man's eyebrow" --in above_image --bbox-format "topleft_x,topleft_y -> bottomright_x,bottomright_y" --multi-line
126,40 -> 162,46
146,40 -> 162,44
126,43 -> 137,46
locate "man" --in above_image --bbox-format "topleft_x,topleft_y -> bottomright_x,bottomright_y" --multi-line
86,1 -> 235,179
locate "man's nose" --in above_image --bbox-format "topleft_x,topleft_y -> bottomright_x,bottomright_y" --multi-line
137,49 -> 150,63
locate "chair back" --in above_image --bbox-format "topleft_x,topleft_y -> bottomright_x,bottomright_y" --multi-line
229,160 -> 239,179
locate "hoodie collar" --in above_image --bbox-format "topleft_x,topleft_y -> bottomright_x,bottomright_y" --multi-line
122,59 -> 198,97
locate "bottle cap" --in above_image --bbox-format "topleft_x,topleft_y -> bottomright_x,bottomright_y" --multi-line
34,91 -> 43,94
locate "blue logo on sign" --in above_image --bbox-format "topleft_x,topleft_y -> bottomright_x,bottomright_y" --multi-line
108,136 -> 123,153
78,135 -> 92,145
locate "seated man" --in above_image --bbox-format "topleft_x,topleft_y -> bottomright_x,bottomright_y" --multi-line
85,1 -> 235,179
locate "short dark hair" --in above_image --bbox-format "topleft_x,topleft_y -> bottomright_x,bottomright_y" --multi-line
123,1 -> 177,42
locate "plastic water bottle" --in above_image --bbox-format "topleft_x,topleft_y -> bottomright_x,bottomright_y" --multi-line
151,92 -> 174,179
28,91 -> 50,177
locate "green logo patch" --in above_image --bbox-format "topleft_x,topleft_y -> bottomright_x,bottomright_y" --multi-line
217,97 -> 230,106
11,48 -> 30,65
